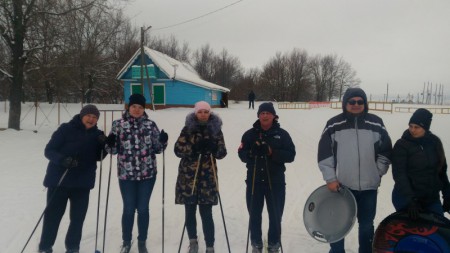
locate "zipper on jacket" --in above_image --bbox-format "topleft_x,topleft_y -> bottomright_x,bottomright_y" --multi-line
354,117 -> 361,190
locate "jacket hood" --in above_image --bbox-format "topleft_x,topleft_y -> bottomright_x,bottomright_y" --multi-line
342,87 -> 368,114
185,112 -> 223,136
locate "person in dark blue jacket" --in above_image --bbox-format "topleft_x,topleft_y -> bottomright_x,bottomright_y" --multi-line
238,102 -> 296,253
38,105 -> 107,253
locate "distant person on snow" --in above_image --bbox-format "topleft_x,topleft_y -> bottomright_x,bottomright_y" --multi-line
238,102 -> 296,253
391,108 -> 450,219
38,105 -> 107,253
105,94 -> 168,253
174,101 -> 227,253
248,90 -> 256,109
317,87 -> 392,253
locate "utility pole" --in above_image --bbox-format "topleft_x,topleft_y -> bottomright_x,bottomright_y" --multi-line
140,25 -> 154,110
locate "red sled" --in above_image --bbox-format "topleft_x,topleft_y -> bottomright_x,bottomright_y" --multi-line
373,211 -> 450,253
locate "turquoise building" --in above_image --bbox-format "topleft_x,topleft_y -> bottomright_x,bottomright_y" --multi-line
116,47 -> 230,109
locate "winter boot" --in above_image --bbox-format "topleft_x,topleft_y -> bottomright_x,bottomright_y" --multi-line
65,249 -> 79,253
251,242 -> 263,253
267,242 -> 280,253
205,247 -> 215,253
138,241 -> 148,253
119,241 -> 131,253
188,238 -> 199,253
38,249 -> 53,253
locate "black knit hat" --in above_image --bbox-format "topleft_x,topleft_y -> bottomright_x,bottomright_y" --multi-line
129,93 -> 146,107
257,102 -> 277,116
342,87 -> 368,113
80,104 -> 100,119
409,108 -> 432,131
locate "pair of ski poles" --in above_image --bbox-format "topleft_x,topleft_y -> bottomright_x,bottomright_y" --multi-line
177,153 -> 231,253
245,155 -> 284,253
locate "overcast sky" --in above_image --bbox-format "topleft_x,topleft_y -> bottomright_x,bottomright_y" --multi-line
123,0 -> 450,100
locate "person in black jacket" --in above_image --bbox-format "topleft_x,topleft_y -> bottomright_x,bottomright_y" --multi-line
38,105 -> 107,253
248,90 -> 256,109
392,108 -> 450,219
238,102 -> 296,253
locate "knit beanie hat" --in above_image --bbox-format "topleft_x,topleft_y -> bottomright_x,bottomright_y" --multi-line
409,108 -> 432,131
194,101 -> 211,114
257,102 -> 277,116
129,93 -> 146,107
80,104 -> 100,119
342,87 -> 368,113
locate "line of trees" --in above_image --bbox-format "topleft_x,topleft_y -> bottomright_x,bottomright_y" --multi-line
0,0 -> 360,130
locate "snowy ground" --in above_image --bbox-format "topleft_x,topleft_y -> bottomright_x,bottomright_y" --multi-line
1,101 -> 450,253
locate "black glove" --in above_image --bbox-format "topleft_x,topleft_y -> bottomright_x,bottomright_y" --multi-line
193,139 -> 217,155
443,197 -> 450,213
98,134 -> 107,145
406,199 -> 422,220
61,156 -> 79,168
251,141 -> 271,157
105,133 -> 116,147
159,130 -> 168,143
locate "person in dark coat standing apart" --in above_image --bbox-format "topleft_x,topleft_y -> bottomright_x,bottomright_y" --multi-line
317,88 -> 392,253
38,105 -> 107,253
174,101 -> 227,253
238,102 -> 296,253
248,90 -> 256,109
105,94 -> 168,253
391,108 -> 450,219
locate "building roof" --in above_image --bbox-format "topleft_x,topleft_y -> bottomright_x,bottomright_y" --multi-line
117,47 -> 230,93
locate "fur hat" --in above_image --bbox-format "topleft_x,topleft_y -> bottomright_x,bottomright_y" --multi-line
257,102 -> 277,116
409,108 -> 432,131
129,93 -> 146,107
194,101 -> 211,114
80,104 -> 100,119
342,87 -> 368,113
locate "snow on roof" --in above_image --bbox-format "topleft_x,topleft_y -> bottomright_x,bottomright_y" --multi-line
116,47 -> 230,93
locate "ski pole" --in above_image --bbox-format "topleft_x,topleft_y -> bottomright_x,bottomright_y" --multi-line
210,154 -> 231,253
162,147 -> 166,253
94,149 -> 104,253
191,154 -> 202,195
102,154 -> 113,253
21,166 -> 71,253
245,156 -> 258,253
264,156 -> 284,253
177,223 -> 186,253
178,154 -> 202,252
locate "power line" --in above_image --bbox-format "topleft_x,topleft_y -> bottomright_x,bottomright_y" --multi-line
153,0 -> 243,31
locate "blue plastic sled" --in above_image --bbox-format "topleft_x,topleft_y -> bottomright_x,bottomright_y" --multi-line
373,211 -> 450,253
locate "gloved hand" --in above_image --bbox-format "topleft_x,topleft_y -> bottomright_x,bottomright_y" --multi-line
159,130 -> 168,143
98,134 -> 107,145
105,133 -> 116,147
200,139 -> 217,154
443,197 -> 450,213
61,156 -> 79,168
406,199 -> 422,220
251,140 -> 271,157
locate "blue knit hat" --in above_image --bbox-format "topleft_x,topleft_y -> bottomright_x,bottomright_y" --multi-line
257,102 -> 277,116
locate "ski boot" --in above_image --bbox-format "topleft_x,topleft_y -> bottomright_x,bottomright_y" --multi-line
205,246 -> 214,253
119,241 -> 131,253
188,238 -> 199,253
138,240 -> 148,253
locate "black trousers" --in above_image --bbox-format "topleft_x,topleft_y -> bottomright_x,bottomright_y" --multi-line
39,187 -> 90,251
185,204 -> 215,247
246,181 -> 285,246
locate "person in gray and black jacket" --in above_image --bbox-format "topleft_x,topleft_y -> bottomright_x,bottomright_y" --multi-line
317,88 -> 392,253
